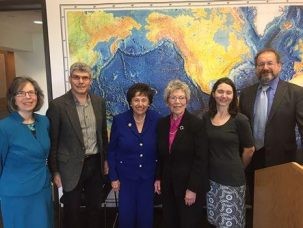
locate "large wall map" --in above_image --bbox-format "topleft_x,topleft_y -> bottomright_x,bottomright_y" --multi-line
64,4 -> 303,120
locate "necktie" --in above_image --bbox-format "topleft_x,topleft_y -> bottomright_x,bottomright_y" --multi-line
253,86 -> 269,150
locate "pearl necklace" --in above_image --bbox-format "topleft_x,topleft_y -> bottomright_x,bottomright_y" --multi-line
133,114 -> 146,124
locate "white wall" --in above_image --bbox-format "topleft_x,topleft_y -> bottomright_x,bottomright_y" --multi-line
14,33 -> 48,114
0,27 -> 33,52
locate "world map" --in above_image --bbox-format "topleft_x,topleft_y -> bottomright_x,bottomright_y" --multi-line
66,5 -> 303,118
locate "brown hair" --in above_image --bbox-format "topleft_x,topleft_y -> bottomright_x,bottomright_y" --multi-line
7,76 -> 44,112
126,83 -> 154,105
208,77 -> 238,118
254,48 -> 281,66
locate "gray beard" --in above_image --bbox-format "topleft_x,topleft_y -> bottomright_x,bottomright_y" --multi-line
260,76 -> 271,85
259,73 -> 277,85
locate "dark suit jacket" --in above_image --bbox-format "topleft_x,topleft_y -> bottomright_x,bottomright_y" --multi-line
46,90 -> 108,191
156,110 -> 209,197
240,79 -> 303,167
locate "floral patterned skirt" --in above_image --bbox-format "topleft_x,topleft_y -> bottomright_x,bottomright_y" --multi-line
206,180 -> 246,228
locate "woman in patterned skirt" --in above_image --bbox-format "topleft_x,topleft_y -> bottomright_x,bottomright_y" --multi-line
203,77 -> 255,228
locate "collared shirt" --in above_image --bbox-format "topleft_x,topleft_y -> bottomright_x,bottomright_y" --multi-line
168,113 -> 184,152
74,96 -> 98,155
254,76 -> 279,116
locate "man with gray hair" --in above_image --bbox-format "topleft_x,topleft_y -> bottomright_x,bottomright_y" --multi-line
47,62 -> 108,228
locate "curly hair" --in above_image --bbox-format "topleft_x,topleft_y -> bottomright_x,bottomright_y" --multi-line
126,83 -> 155,105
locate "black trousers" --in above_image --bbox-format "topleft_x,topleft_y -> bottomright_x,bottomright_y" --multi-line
62,154 -> 104,228
161,180 -> 204,228
245,147 -> 266,206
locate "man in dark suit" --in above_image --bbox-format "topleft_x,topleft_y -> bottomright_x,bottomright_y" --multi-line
47,62 -> 108,228
239,48 -> 303,204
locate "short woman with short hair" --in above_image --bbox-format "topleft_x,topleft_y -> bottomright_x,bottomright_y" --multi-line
154,79 -> 209,228
108,83 -> 160,228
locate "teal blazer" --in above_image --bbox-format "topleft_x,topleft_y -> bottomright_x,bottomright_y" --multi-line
0,112 -> 51,196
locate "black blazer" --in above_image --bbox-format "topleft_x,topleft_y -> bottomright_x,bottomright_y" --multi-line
156,110 -> 209,197
47,90 -> 108,191
240,79 -> 303,167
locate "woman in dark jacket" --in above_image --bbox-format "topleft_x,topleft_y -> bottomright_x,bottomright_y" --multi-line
154,79 -> 209,228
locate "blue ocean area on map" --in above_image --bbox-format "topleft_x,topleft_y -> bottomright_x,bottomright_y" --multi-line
92,40 -> 208,117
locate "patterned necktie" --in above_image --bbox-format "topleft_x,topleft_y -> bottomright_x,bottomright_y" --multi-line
253,86 -> 269,150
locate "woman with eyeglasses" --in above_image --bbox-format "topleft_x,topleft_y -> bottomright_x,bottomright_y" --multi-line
0,77 -> 53,228
108,83 -> 160,228
154,79 -> 209,228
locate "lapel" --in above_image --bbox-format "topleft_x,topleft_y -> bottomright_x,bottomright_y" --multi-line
90,94 -> 102,130
267,80 -> 287,123
11,112 -> 49,158
126,110 -> 141,137
125,110 -> 153,138
170,110 -> 188,153
141,110 -> 153,134
161,115 -> 170,154
63,91 -> 84,145
248,84 -> 259,120
13,112 -> 48,158
33,116 -> 48,158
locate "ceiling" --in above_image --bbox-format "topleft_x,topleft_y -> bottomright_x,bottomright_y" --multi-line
0,10 -> 42,33
0,0 -> 43,34
0,0 -> 42,10
0,0 -> 45,33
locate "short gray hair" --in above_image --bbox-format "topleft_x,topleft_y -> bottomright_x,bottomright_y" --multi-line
70,62 -> 92,77
164,79 -> 191,102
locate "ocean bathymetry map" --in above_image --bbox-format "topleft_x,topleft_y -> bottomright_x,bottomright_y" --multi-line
66,5 -> 303,119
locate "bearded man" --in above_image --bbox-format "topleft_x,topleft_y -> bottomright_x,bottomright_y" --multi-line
239,48 -> 303,205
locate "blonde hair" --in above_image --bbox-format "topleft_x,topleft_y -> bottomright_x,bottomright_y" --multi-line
164,79 -> 190,102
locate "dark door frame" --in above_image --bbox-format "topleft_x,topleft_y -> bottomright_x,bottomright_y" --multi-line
0,0 -> 53,101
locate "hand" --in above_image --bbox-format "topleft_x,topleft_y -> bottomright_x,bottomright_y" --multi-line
111,180 -> 120,192
154,180 -> 161,194
184,189 -> 196,206
53,173 -> 62,188
103,160 -> 109,175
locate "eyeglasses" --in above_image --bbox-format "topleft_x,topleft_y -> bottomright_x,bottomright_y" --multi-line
71,75 -> 91,82
169,96 -> 186,101
256,61 -> 277,68
15,90 -> 37,97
